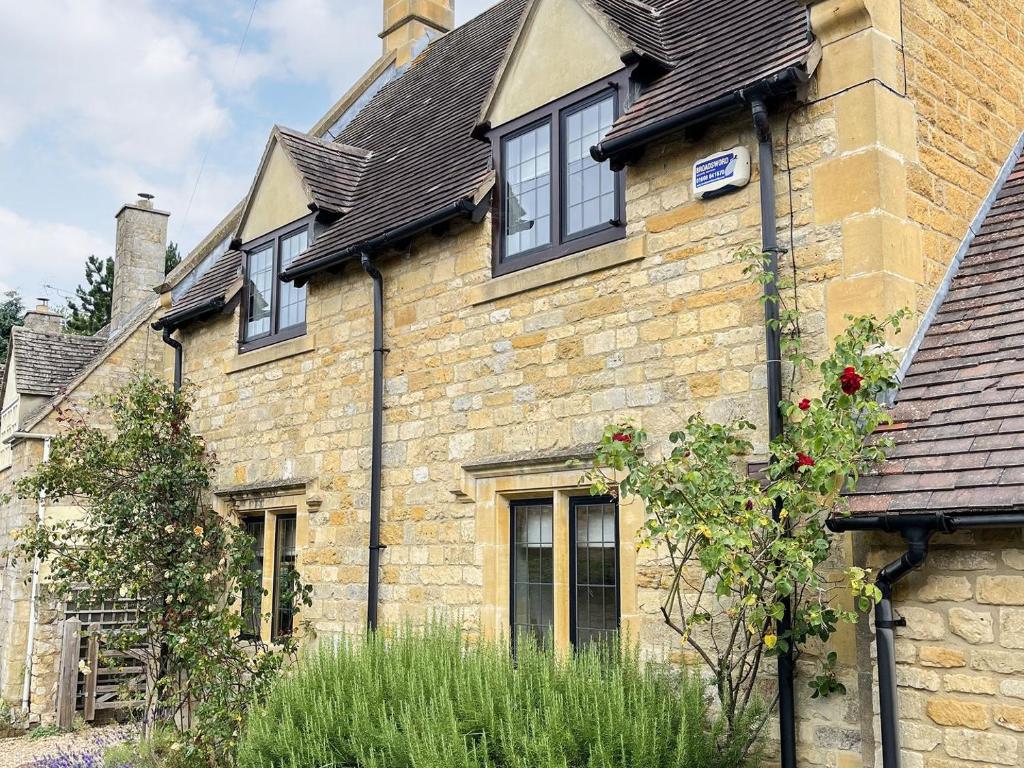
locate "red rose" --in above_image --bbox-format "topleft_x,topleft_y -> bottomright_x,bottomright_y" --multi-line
612,432 -> 631,443
795,452 -> 815,469
798,398 -> 811,411
839,366 -> 864,395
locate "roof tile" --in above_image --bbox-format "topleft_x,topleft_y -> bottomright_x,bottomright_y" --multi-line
849,151 -> 1024,515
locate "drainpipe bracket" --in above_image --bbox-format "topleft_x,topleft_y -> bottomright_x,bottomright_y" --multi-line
875,616 -> 907,630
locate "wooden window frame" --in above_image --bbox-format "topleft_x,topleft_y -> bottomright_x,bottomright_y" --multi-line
489,72 -> 629,277
238,216 -> 313,353
567,495 -> 621,649
270,513 -> 298,641
508,494 -> 620,652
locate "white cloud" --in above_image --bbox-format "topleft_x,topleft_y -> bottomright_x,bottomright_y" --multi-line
0,0 -> 244,170
252,0 -> 381,92
0,208 -> 110,302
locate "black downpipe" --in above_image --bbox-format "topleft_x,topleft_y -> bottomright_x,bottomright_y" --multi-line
751,95 -> 796,768
873,527 -> 933,768
828,511 -> 1024,768
160,328 -> 183,392
361,253 -> 386,631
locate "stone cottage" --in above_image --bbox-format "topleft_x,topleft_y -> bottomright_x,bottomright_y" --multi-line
3,0 -> 1024,766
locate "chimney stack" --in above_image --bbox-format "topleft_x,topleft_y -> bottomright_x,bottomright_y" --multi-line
22,298 -> 64,335
112,194 -> 169,332
381,0 -> 453,66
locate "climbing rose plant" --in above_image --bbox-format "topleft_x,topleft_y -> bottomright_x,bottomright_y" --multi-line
5,373 -> 310,766
587,307 -> 907,756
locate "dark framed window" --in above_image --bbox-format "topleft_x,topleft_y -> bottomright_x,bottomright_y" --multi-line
510,499 -> 555,649
240,517 -> 265,640
509,496 -> 620,651
239,218 -> 311,352
569,496 -> 620,649
271,514 -> 298,640
490,74 -> 627,276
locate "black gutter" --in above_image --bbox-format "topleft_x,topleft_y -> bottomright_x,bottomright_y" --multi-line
282,198 -> 477,287
750,94 -> 796,768
829,511 -> 1024,768
152,296 -> 226,333
360,253 -> 386,632
591,66 -> 808,167
160,328 -> 184,392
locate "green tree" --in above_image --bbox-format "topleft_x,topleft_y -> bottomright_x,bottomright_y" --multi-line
0,291 -> 25,365
7,374 -> 309,763
166,241 -> 181,275
66,254 -> 113,335
587,256 -> 907,757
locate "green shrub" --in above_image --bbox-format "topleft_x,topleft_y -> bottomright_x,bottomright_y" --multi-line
103,725 -> 198,768
238,625 -> 764,768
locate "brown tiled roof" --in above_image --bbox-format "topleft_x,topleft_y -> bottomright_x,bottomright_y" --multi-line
847,153 -> 1024,515
274,126 -> 370,216
283,0 -> 529,278
596,0 -> 813,152
7,327 -> 106,398
170,0 -> 814,320
156,249 -> 243,330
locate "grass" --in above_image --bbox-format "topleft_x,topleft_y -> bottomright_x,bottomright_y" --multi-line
237,625 -> 764,768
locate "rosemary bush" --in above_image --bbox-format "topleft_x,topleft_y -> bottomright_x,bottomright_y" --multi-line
238,625 -> 763,768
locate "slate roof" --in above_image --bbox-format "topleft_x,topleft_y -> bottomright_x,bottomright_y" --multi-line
847,153 -> 1024,515
274,126 -> 370,216
6,327 -> 106,398
167,0 -> 814,324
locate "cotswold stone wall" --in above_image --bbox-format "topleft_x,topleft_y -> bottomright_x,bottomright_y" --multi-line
865,530 -> 1024,767
903,0 -> 1024,295
178,100 -> 871,765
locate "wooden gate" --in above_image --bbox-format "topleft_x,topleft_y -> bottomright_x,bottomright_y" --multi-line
56,595 -> 146,728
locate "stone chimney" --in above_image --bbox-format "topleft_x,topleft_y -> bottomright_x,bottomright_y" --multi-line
381,0 -> 453,66
112,194 -> 169,332
22,298 -> 64,335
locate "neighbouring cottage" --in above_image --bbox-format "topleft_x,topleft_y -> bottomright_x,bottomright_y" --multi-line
2,0 -> 1024,766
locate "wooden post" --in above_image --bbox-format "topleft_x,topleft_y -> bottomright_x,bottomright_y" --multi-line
83,624 -> 99,722
56,618 -> 81,730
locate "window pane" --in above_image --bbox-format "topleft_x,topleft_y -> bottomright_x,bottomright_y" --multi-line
278,229 -> 308,330
511,501 -> 554,646
246,246 -> 274,339
242,518 -> 265,639
573,500 -> 618,649
503,123 -> 551,259
564,95 -> 616,237
272,515 -> 298,640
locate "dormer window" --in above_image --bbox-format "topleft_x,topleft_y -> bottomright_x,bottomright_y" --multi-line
491,78 -> 626,276
239,219 -> 311,352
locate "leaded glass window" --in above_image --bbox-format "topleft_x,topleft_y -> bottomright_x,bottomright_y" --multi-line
272,515 -> 297,640
503,123 -> 552,258
240,219 -> 312,348
570,499 -> 619,648
491,77 -> 625,275
241,518 -> 265,639
511,500 -> 554,646
564,95 -> 616,238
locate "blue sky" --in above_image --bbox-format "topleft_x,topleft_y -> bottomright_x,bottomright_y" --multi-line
0,0 -> 497,306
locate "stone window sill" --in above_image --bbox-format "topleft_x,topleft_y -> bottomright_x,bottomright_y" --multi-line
465,235 -> 646,306
224,334 -> 316,374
